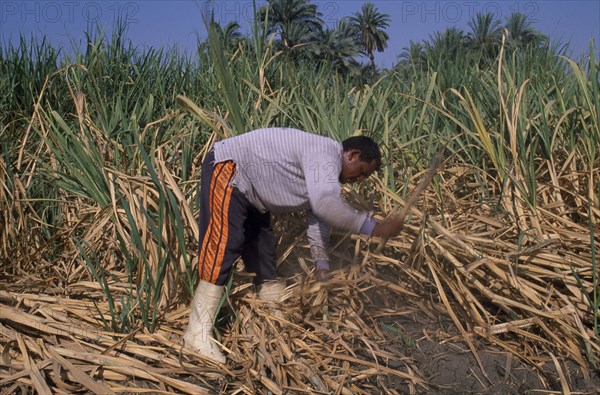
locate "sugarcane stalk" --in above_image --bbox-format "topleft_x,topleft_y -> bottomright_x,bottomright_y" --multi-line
375,151 -> 443,253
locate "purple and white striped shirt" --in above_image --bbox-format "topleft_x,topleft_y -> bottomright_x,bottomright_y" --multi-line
214,127 -> 375,269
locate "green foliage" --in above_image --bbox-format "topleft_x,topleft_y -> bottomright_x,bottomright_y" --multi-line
348,2 -> 391,67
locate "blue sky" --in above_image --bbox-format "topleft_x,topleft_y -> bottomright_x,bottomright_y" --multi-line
1,1 -> 599,67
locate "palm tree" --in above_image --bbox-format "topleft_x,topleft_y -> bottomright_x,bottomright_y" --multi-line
424,27 -> 467,63
348,2 -> 390,67
258,0 -> 323,50
467,12 -> 502,59
422,27 -> 468,84
213,21 -> 244,50
398,40 -> 426,71
336,16 -> 358,47
281,22 -> 320,49
504,13 -> 548,49
311,20 -> 360,75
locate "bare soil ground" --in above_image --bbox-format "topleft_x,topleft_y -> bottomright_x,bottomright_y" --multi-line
273,243 -> 600,395
373,305 -> 599,394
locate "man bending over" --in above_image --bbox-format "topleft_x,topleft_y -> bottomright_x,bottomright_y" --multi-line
183,127 -> 405,362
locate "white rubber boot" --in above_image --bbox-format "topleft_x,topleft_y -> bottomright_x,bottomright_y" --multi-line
182,280 -> 226,363
257,280 -> 288,319
257,280 -> 287,302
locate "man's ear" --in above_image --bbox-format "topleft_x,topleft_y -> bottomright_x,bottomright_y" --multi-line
347,149 -> 362,162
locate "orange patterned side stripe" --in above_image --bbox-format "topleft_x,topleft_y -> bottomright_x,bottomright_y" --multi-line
199,161 -> 236,283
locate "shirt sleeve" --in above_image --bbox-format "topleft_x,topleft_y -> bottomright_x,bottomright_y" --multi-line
301,153 -> 368,233
307,210 -> 331,271
359,215 -> 377,236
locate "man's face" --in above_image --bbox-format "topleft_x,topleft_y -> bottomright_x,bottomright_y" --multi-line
340,149 -> 378,184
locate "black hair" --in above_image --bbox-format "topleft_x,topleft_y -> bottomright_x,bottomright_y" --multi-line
342,136 -> 382,170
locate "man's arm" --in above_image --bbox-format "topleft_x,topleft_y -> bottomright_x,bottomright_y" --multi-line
307,210 -> 331,274
307,210 -> 399,282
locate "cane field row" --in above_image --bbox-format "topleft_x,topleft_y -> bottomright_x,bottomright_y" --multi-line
1,16 -> 599,379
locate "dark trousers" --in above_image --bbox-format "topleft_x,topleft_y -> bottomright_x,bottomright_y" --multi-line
197,150 -> 277,286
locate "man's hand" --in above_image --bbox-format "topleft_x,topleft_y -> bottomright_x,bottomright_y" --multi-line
372,215 -> 405,238
316,269 -> 331,282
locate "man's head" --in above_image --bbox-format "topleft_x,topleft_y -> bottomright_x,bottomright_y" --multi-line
340,136 -> 382,184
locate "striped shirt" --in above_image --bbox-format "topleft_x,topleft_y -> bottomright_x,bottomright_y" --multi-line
213,128 -> 373,267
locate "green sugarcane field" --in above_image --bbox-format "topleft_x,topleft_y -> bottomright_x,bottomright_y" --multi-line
1,1 -> 599,393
